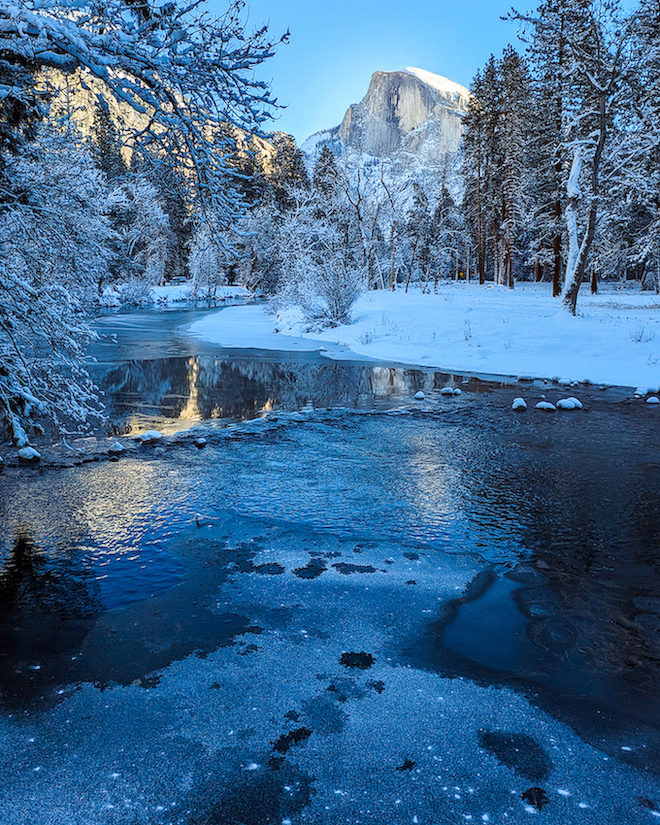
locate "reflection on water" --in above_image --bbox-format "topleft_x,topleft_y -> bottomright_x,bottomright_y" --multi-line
93,354 -> 481,433
2,307 -> 660,742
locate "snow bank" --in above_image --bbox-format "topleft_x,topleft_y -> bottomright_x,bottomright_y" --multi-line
189,283 -> 660,389
101,283 -> 251,307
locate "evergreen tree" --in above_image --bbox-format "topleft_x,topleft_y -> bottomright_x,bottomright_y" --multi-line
90,96 -> 128,181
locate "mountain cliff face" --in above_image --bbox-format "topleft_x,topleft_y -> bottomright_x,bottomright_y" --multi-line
302,67 -> 470,165
337,67 -> 469,159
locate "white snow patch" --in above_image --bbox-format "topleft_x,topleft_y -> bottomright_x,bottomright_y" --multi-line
403,67 -> 470,103
18,446 -> 41,462
134,430 -> 162,444
512,398 -> 527,411
535,402 -> 556,411
189,284 -> 660,389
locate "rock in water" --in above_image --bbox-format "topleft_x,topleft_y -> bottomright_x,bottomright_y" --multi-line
135,430 -> 162,444
414,391 -> 425,400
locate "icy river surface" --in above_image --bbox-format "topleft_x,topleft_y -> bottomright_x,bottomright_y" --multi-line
2,307 -> 660,824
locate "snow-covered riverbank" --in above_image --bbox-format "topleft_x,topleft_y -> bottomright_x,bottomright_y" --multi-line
189,283 -> 660,390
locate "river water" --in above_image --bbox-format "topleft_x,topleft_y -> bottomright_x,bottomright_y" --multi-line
1,307 -> 660,824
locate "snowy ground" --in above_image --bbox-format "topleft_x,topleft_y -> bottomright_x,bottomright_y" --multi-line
189,283 -> 660,390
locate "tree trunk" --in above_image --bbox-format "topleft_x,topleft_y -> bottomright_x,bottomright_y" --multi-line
562,91 -> 607,315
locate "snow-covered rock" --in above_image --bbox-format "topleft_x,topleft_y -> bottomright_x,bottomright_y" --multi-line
566,396 -> 583,408
453,388 -> 462,396
18,446 -> 41,463
440,386 -> 455,396
512,398 -> 527,411
556,398 -> 580,410
517,374 -> 534,382
414,391 -> 425,400
535,401 -> 556,411
194,437 -> 207,448
108,441 -> 125,455
135,430 -> 162,444
646,396 -> 660,405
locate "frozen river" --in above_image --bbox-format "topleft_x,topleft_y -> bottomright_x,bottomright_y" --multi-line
1,307 -> 660,824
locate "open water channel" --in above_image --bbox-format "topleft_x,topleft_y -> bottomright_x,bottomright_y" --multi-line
1,307 -> 660,824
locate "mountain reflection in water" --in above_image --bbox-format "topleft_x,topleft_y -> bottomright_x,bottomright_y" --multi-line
93,355 -> 481,431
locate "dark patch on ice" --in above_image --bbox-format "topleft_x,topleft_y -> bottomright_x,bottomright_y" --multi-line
195,760 -> 316,825
478,730 -> 552,782
340,651 -> 375,670
284,710 -> 300,722
326,677 -> 365,702
521,787 -> 549,810
396,758 -> 416,771
267,755 -> 285,771
302,695 -> 346,734
368,679 -> 386,694
405,579 -> 417,585
210,681 -> 221,690
272,727 -> 312,754
332,562 -> 378,575
238,728 -> 256,740
403,552 -> 420,560
293,560 -> 327,579
638,796 -> 659,811
254,563 -> 285,576
238,643 -> 259,656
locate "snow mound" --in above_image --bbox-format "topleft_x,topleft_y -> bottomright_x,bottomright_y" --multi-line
135,430 -> 162,444
536,401 -> 556,411
557,398 -> 582,410
512,398 -> 527,411
414,391 -> 426,400
646,397 -> 660,405
18,446 -> 41,462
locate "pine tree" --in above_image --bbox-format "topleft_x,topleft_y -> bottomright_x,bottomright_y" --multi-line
513,0 -> 632,313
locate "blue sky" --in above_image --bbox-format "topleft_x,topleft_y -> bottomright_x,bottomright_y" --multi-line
224,0 -> 522,142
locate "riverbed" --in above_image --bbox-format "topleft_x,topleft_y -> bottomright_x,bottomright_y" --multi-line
1,308 -> 660,824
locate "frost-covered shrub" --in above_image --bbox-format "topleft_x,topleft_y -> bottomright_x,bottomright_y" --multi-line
275,192 -> 365,329
189,220 -> 230,299
109,179 -> 175,293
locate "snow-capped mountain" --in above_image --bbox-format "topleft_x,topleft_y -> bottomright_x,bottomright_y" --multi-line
301,67 -> 470,202
302,67 -> 469,160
